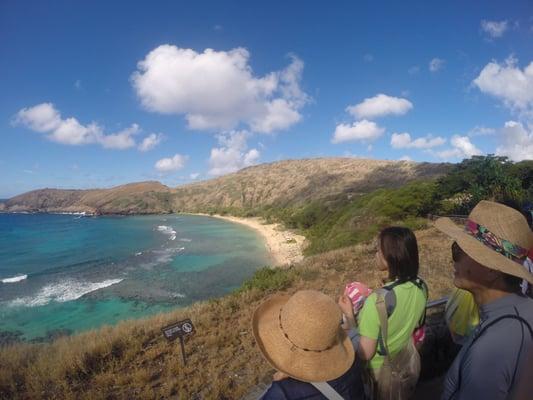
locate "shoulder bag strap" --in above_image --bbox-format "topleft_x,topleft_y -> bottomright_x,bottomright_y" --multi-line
375,291 -> 390,358
445,313 -> 533,400
310,381 -> 345,400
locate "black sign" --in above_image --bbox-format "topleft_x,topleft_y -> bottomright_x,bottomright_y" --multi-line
161,319 -> 195,342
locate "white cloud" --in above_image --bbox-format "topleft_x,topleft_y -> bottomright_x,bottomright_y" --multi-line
131,45 -> 309,133
495,120 -> 533,161
473,56 -> 533,115
14,103 -> 138,149
249,98 -> 301,133
138,133 -> 164,152
155,154 -> 188,172
346,94 -> 413,119
332,120 -> 385,143
363,54 -> 374,62
74,80 -> 82,90
390,132 -> 446,149
481,20 -> 508,39
98,124 -> 139,149
429,58 -> 445,72
436,135 -> 482,160
399,155 -> 413,161
208,130 -> 260,176
467,126 -> 496,137
189,172 -> 200,180
15,103 -> 62,133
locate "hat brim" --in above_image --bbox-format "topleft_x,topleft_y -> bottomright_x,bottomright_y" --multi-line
252,294 -> 355,382
435,217 -> 533,285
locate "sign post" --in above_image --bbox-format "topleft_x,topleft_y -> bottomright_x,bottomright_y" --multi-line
161,319 -> 195,365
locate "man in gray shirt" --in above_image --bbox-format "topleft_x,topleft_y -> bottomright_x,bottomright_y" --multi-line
442,293 -> 532,399
435,201 -> 533,400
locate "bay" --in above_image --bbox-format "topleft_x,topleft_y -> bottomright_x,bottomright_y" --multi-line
0,213 -> 271,341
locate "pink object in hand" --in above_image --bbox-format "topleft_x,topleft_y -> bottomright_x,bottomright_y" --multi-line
344,281 -> 373,313
413,326 -> 425,344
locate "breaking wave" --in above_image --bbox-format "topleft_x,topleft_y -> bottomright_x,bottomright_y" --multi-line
157,225 -> 176,240
8,278 -> 123,307
1,274 -> 28,283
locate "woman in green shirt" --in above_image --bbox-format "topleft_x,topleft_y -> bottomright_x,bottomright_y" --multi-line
339,226 -> 427,399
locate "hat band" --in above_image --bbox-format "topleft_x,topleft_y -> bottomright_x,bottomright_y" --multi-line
465,219 -> 528,264
278,308 -> 336,352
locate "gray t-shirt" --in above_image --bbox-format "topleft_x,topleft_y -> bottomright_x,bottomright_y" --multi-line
442,293 -> 533,400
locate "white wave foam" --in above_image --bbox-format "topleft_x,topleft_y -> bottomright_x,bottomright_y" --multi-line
179,238 -> 192,242
2,274 -> 28,283
135,252 -> 143,256
8,278 -> 123,307
157,225 -> 176,240
151,247 -> 185,265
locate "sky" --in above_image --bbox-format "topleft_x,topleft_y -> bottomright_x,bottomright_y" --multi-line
1,0 -> 532,198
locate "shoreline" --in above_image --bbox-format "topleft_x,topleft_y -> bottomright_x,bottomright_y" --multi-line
185,213 -> 306,267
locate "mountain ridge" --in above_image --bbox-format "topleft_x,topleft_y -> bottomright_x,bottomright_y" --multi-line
1,158 -> 451,214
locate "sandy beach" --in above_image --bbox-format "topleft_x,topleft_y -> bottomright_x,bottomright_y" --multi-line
190,214 -> 306,266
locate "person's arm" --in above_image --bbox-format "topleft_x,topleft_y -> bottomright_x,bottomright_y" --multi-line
357,293 -> 380,361
358,335 -> 378,361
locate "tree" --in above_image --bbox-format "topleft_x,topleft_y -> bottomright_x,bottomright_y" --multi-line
436,155 -> 524,214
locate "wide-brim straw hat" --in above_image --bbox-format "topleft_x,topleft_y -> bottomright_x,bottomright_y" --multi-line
435,200 -> 533,284
252,290 -> 354,382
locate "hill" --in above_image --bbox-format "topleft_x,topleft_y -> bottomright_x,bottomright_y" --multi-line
1,158 -> 450,215
1,181 -> 173,215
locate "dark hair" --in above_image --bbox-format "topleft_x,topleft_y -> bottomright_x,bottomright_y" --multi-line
379,226 -> 420,282
501,272 -> 522,293
500,199 -> 533,231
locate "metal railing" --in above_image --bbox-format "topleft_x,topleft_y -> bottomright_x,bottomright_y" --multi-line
426,296 -> 448,309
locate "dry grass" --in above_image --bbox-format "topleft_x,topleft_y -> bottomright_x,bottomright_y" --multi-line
0,227 -> 454,400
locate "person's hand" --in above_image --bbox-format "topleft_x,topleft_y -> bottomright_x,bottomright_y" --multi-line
273,371 -> 289,381
338,294 -> 356,329
338,294 -> 354,317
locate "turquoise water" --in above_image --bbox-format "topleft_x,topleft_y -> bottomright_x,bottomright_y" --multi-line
0,213 -> 272,341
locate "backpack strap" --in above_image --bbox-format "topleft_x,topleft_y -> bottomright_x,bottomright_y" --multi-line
310,381 -> 344,400
380,286 -> 397,317
376,278 -> 428,355
414,278 -> 429,328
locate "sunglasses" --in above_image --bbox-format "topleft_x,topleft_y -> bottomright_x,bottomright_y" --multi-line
451,242 -> 464,262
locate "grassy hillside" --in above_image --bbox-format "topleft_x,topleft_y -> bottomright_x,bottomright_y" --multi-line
1,158 -> 449,215
255,156 -> 533,255
170,158 -> 449,212
0,227 -> 455,400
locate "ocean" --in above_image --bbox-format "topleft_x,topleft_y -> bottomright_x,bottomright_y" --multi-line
0,213 -> 272,342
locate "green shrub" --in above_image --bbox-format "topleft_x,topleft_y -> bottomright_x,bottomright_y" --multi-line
436,155 -> 524,214
238,267 -> 295,293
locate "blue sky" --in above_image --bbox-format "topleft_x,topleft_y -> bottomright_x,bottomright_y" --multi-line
1,0 -> 532,198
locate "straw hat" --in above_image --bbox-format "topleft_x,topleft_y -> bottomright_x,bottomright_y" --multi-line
435,200 -> 533,284
252,290 -> 354,382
